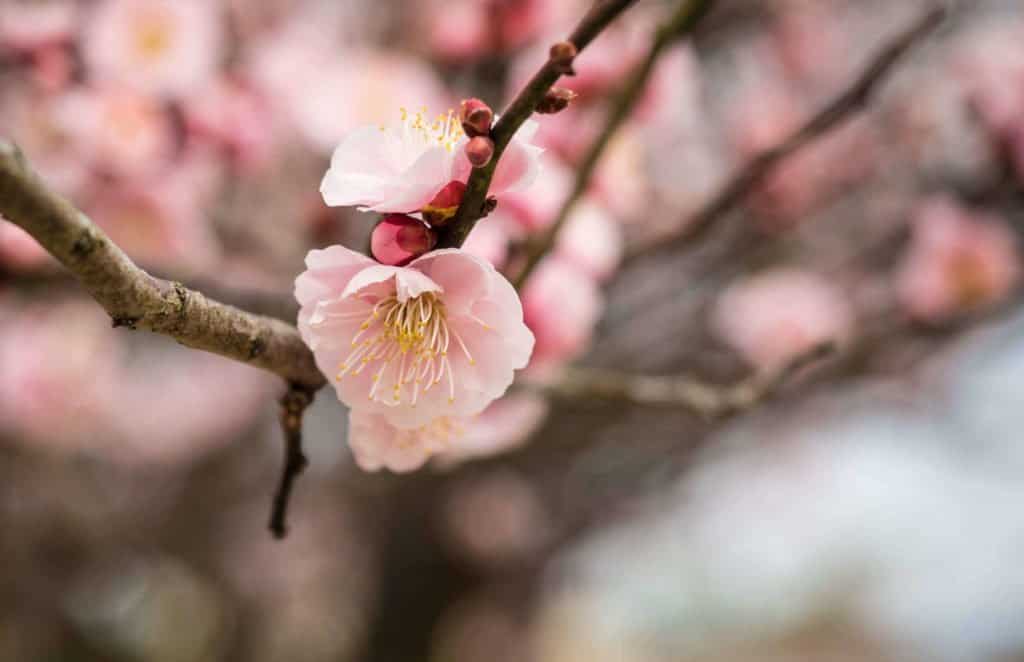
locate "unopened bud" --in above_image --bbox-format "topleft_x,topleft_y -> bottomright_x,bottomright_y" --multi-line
371,214 -> 437,266
549,41 -> 577,75
536,87 -> 577,114
465,135 -> 495,168
459,97 -> 494,137
422,180 -> 467,226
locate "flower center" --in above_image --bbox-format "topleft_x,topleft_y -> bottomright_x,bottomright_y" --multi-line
384,106 -> 466,153
336,292 -> 475,407
134,16 -> 173,60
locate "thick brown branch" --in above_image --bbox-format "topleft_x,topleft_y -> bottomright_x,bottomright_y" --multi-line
514,0 -> 715,289
626,3 -> 947,264
435,0 -> 642,249
0,140 -> 325,390
546,342 -> 835,416
269,384 -> 316,539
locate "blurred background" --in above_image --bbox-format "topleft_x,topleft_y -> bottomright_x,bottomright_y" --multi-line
3,0 -> 1024,660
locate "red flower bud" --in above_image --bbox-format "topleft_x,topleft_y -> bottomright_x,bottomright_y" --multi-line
536,87 -> 578,114
465,135 -> 495,168
422,180 -> 467,227
371,214 -> 437,266
459,97 -> 494,137
549,41 -> 577,75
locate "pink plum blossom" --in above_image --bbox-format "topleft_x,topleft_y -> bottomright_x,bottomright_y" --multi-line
712,268 -> 853,372
441,470 -> 554,566
435,393 -> 549,466
347,410 -> 463,472
897,196 -> 1020,322
183,76 -> 275,170
0,301 -> 120,452
347,392 -> 548,473
57,86 -> 175,181
728,79 -> 875,227
555,201 -> 623,282
295,245 -> 534,432
422,0 -> 579,61
83,0 -> 222,97
522,257 -> 602,375
770,3 -> 850,86
0,88 -> 90,195
499,156 -> 573,233
249,31 -> 451,153
83,164 -> 220,273
462,217 -> 512,271
0,1 -> 76,53
370,214 -> 438,266
950,21 -> 1024,137
320,109 -> 543,214
100,349 -> 278,466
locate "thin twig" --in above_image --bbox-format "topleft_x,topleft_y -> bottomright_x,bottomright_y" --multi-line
625,3 -> 947,264
545,341 -> 835,416
0,140 -> 325,390
435,0 -> 642,249
269,384 -> 316,539
514,0 -> 715,290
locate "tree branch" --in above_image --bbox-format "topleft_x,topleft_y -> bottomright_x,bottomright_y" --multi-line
0,140 -> 326,390
625,3 -> 947,264
513,0 -> 715,290
545,341 -> 835,416
435,0 -> 643,249
268,383 -> 316,539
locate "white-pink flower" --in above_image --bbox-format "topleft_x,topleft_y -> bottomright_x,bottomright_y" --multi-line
346,392 -> 548,473
522,257 -> 603,374
320,109 -> 543,214
712,268 -> 853,371
897,196 -> 1020,322
83,0 -> 222,97
347,410 -> 463,472
296,245 -> 534,432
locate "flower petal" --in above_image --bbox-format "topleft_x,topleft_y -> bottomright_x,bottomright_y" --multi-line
365,145 -> 452,213
340,263 -> 442,302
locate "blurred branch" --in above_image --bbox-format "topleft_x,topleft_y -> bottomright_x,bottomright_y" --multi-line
545,341 -> 835,415
436,0 -> 642,249
626,3 -> 947,264
269,384 -> 316,539
513,0 -> 715,290
0,140 -> 326,390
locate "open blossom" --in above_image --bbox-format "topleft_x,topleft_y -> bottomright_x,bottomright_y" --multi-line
83,0 -> 222,97
296,245 -> 534,433
347,410 -> 462,472
57,86 -> 174,180
556,201 -> 623,282
0,1 -> 77,53
898,196 -> 1020,322
522,257 -> 603,375
712,268 -> 853,371
320,108 -> 543,214
347,392 -> 548,473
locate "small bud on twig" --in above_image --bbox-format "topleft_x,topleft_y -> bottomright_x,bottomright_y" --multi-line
371,214 -> 437,266
536,87 -> 578,114
465,135 -> 495,168
459,98 -> 494,137
549,41 -> 578,75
